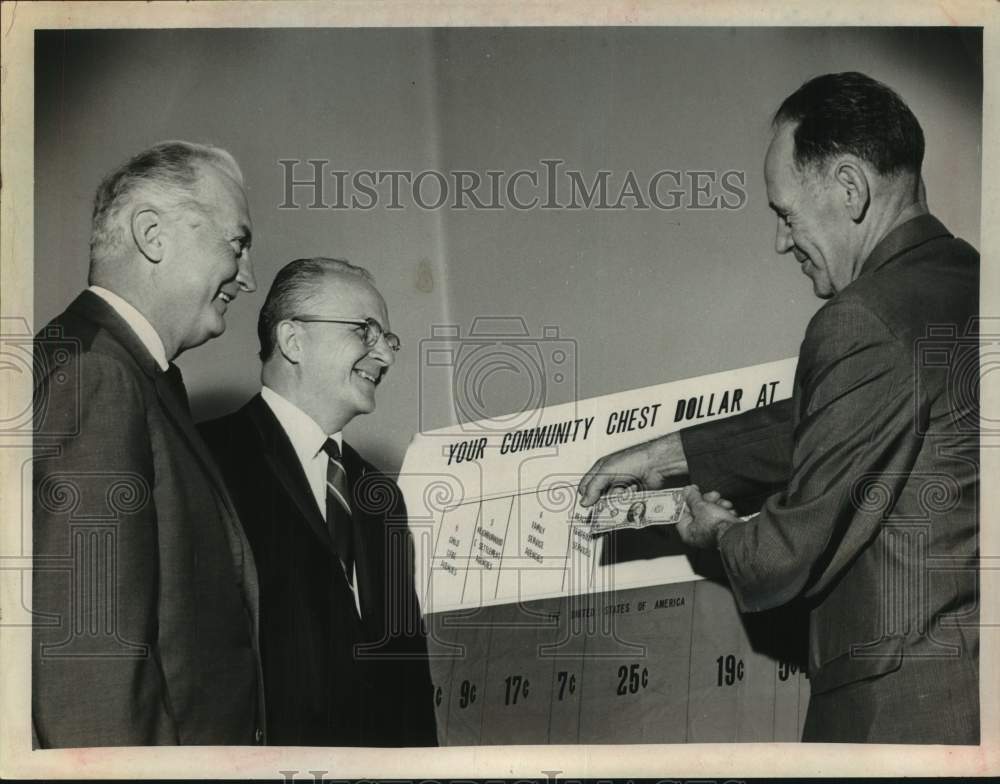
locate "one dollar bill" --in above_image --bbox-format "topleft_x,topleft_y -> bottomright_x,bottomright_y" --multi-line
586,488 -> 690,535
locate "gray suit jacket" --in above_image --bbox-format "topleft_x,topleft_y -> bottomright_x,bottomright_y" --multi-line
682,215 -> 979,743
32,291 -> 265,746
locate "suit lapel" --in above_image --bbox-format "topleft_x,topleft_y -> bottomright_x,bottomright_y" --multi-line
245,397 -> 383,627
243,395 -> 335,555
150,374 -> 262,650
65,291 -> 262,673
153,371 -> 244,520
68,291 -> 241,518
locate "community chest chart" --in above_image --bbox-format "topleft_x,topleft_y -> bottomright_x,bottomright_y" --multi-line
399,358 -> 809,744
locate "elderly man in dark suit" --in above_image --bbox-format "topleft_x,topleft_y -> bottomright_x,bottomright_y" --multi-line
579,73 -> 979,744
199,257 -> 437,746
33,141 -> 264,746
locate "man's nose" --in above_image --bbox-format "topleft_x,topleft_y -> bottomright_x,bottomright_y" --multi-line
237,252 -> 257,293
775,219 -> 794,255
370,334 -> 396,367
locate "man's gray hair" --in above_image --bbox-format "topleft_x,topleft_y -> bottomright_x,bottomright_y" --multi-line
257,257 -> 375,362
89,140 -> 243,264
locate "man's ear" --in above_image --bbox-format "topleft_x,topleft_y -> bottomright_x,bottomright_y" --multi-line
276,320 -> 302,364
833,158 -> 870,223
131,207 -> 166,262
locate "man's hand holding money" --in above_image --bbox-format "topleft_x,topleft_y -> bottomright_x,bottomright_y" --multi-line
577,431 -> 689,507
679,485 -> 741,549
583,483 -> 743,551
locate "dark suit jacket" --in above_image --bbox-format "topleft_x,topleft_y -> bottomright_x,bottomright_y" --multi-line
199,395 -> 438,746
681,215 -> 979,743
32,291 -> 265,747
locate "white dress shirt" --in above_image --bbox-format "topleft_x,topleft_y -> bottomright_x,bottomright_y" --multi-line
89,286 -> 169,370
260,386 -> 361,615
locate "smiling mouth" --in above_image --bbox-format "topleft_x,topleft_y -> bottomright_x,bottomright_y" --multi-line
216,291 -> 235,304
355,368 -> 380,385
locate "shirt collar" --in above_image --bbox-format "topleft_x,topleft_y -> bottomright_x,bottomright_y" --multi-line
260,386 -> 343,465
88,285 -> 170,371
858,213 -> 952,280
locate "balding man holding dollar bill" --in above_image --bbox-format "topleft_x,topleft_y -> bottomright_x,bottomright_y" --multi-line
578,72 -> 979,744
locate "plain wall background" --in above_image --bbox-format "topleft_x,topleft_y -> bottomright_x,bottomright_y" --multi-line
34,27 -> 982,473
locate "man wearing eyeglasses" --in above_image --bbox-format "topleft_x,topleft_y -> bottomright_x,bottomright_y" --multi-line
199,257 -> 437,746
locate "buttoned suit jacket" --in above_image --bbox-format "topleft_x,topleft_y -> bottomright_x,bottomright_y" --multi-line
199,395 -> 438,746
681,215 -> 979,743
32,290 -> 264,747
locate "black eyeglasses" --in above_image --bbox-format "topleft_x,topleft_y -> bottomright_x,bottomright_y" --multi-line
291,315 -> 401,352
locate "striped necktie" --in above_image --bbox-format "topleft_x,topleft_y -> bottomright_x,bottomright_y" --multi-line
321,438 -> 355,578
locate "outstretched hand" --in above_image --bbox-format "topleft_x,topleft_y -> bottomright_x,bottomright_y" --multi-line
578,432 -> 688,507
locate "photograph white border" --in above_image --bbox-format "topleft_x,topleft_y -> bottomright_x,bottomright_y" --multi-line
2,1 -> 997,778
